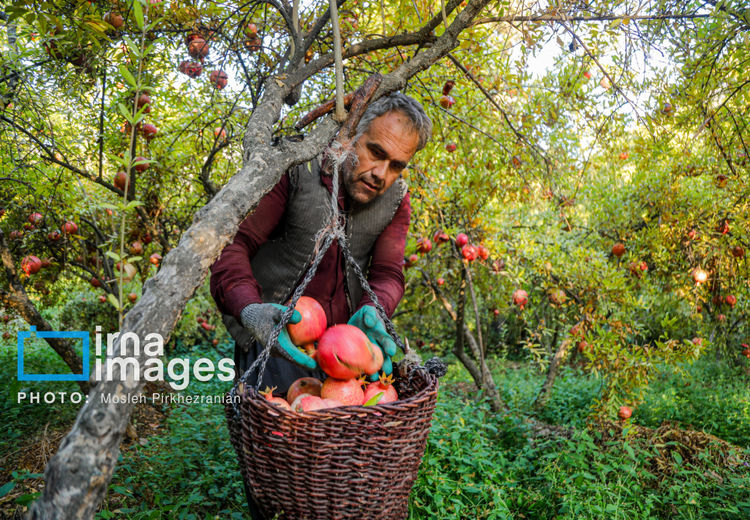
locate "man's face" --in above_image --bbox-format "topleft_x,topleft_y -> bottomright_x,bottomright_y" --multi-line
343,110 -> 420,205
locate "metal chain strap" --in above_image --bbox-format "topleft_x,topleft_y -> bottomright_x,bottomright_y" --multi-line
230,142 -> 405,417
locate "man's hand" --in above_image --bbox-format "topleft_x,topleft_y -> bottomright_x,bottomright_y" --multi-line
240,303 -> 317,370
348,305 -> 397,380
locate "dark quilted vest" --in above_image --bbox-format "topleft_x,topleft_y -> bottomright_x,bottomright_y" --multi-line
250,158 -> 407,312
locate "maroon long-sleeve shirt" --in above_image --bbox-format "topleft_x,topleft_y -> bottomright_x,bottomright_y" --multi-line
209,169 -> 411,326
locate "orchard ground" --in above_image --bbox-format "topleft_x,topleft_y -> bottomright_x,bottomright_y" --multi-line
2,336 -> 748,519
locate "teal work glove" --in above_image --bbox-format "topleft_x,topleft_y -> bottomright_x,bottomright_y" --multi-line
348,305 -> 397,380
239,303 -> 317,370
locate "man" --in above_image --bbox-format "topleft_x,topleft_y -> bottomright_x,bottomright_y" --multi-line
210,92 -> 431,392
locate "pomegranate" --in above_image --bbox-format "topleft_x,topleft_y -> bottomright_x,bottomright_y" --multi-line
135,92 -> 151,109
90,277 -> 101,288
717,219 -> 730,235
317,324 -> 383,379
134,157 -> 149,172
179,60 -> 203,78
404,254 -> 418,268
149,253 -> 162,265
439,95 -> 455,109
416,237 -> 432,254
461,244 -> 478,261
493,308 -> 500,316
436,277 -> 445,286
98,295 -> 107,303
245,23 -> 258,38
28,212 -> 44,225
21,255 -> 42,275
445,143 -> 457,152
291,394 -> 341,412
209,70 -> 228,89
286,377 -> 322,403
62,220 -> 78,234
287,296 -> 326,346
130,241 -> 143,255
442,80 -> 455,95
114,171 -> 128,191
188,37 -> 209,59
214,127 -> 227,140
142,123 -> 158,139
432,230 -> 450,244
511,155 -> 522,169
618,151 -> 628,160
725,294 -> 737,307
577,340 -> 589,354
618,406 -> 632,420
611,243 -> 626,257
513,289 -> 528,310
583,70 -> 591,79
103,11 -> 124,29
477,245 -> 490,260
142,233 -> 152,244
455,233 -> 469,248
128,293 -> 138,303
321,378 -> 365,406
731,245 -> 745,258
47,230 -> 61,242
362,375 -> 398,404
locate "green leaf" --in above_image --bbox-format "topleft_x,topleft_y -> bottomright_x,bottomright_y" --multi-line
105,251 -> 121,261
125,200 -> 143,209
108,294 -> 122,310
133,0 -> 144,30
119,66 -> 138,89
0,481 -> 15,498
15,493 -> 39,506
117,103 -> 134,123
364,392 -> 384,406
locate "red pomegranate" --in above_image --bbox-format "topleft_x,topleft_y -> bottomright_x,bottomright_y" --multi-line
461,244 -> 478,261
362,375 -> 398,404
611,243 -> 626,257
179,60 -> 203,78
90,277 -> 101,288
47,230 -> 61,242
28,212 -> 44,225
291,394 -> 341,412
725,294 -> 737,308
114,171 -> 128,191
287,296 -> 326,346
321,378 -> 364,406
317,324 -> 383,379
61,220 -> 78,234
21,255 -> 42,275
455,233 -> 469,248
134,157 -> 149,173
618,406 -> 632,420
286,377 -> 322,403
477,245 -> 490,260
209,70 -> 228,89
142,123 -> 158,139
513,289 -> 528,310
416,237 -> 432,254
188,37 -> 209,59
432,230 -> 450,244
149,253 -> 162,265
731,245 -> 744,258
439,95 -> 455,109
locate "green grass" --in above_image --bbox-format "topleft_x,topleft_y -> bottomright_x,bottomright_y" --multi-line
2,339 -> 749,519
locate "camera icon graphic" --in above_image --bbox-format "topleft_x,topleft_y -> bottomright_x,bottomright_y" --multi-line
17,327 -> 89,381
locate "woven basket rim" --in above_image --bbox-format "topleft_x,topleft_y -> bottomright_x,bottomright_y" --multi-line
239,367 -> 437,419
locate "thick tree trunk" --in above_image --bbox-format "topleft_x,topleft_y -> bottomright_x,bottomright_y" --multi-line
0,231 -> 90,393
28,1 -> 493,517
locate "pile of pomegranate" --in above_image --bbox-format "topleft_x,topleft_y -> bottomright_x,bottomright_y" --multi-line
259,296 -> 399,411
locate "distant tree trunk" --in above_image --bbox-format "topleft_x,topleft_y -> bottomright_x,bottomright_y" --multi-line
0,230 -> 90,394
424,268 -> 505,412
534,330 -> 570,411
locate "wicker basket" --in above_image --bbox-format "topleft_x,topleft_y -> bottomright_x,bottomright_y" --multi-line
225,366 -> 438,520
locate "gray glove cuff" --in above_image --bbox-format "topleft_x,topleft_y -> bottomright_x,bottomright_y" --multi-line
239,303 -> 280,345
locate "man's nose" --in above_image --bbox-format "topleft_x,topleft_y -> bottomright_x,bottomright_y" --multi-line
372,160 -> 388,183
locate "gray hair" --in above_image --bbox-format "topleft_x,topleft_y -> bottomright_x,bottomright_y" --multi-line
353,92 -> 432,151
